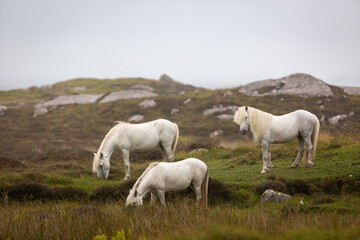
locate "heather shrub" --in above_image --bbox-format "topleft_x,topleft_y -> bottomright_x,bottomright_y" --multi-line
254,180 -> 288,195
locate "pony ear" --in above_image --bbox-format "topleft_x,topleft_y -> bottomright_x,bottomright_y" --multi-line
245,106 -> 248,111
100,152 -> 103,158
93,153 -> 96,157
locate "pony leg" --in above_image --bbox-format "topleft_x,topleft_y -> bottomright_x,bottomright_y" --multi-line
159,144 -> 168,161
163,144 -> 174,162
261,141 -> 270,174
150,193 -> 158,206
291,137 -> 305,168
267,152 -> 273,169
304,136 -> 313,167
122,149 -> 131,180
158,190 -> 166,206
194,184 -> 202,203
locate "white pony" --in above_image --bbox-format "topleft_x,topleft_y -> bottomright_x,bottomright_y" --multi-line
126,158 -> 209,206
92,119 -> 179,180
234,106 -> 320,173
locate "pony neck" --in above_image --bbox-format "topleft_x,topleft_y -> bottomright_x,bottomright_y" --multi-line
98,125 -> 122,158
248,107 -> 273,142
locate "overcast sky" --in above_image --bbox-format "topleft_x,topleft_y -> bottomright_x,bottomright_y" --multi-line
0,0 -> 359,90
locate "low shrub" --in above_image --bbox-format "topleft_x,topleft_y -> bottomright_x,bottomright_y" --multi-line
54,187 -> 88,201
280,178 -> 314,195
6,182 -> 54,201
317,177 -> 343,194
254,180 -> 288,195
208,178 -> 232,205
0,157 -> 25,170
90,179 -> 136,202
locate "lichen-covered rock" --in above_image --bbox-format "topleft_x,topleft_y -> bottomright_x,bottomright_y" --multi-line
128,114 -> 144,122
0,105 -> 7,116
132,84 -> 154,91
217,114 -> 234,120
328,114 -> 347,125
239,73 -> 333,97
171,108 -> 180,115
33,107 -> 48,117
210,130 -> 224,138
183,99 -> 191,104
339,86 -> 360,96
203,105 -> 237,116
261,189 -> 291,203
100,90 -> 158,103
36,94 -> 103,109
139,99 -> 156,109
223,91 -> 233,97
34,94 -> 103,117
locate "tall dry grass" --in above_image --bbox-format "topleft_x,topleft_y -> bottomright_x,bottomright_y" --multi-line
1,200 -> 360,240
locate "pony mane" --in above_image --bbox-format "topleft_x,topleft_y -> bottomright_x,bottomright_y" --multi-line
92,122 -> 124,173
132,162 -> 159,191
234,106 -> 273,142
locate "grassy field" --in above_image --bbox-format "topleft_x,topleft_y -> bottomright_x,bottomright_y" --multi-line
1,77 -> 360,239
1,132 -> 360,239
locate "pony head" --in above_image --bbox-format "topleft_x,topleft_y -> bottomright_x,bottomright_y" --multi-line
234,106 -> 250,135
126,188 -> 143,206
93,152 -> 110,179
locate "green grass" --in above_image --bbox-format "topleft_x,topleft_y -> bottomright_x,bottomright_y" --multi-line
1,77 -> 360,239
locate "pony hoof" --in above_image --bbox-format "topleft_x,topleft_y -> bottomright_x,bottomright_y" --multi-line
123,176 -> 130,180
261,169 -> 269,174
291,164 -> 299,168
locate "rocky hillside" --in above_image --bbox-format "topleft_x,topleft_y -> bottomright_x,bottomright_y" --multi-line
0,73 -> 359,160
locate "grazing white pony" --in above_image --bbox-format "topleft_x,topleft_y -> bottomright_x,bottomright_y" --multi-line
92,119 -> 179,180
126,158 -> 209,206
234,106 -> 320,173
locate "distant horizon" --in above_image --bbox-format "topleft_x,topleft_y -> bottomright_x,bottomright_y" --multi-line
1,72 -> 359,92
1,1 -> 359,91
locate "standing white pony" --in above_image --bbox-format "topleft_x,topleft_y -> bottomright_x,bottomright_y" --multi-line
126,158 -> 209,206
234,106 -> 320,173
92,119 -> 179,180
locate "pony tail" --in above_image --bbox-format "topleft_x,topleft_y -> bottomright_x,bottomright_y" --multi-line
312,116 -> 320,160
303,116 -> 320,165
200,169 -> 209,206
171,123 -> 179,154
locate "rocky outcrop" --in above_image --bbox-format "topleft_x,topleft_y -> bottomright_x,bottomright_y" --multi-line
33,107 -> 49,117
260,189 -> 291,203
36,94 -> 103,109
34,94 -> 103,117
210,130 -> 224,138
128,114 -> 144,122
239,73 -> 333,97
159,74 -> 174,82
132,84 -> 154,91
223,91 -> 233,97
203,105 -> 237,116
139,99 -> 156,109
328,112 -> 354,125
99,90 -> 158,103
339,86 -> 360,96
0,105 -> 7,116
171,108 -> 180,115
217,114 -> 234,120
183,99 -> 191,104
